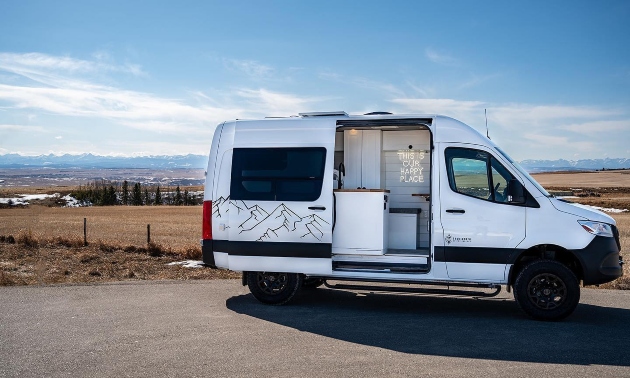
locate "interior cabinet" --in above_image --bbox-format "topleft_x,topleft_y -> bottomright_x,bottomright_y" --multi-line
343,130 -> 381,189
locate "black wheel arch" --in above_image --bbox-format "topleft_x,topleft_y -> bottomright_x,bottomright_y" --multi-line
508,245 -> 584,286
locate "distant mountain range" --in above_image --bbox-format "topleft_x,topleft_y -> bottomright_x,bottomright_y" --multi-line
1,153 -> 629,172
519,158 -> 630,173
0,153 -> 207,169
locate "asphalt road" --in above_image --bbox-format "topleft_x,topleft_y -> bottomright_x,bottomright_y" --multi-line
2,280 -> 630,378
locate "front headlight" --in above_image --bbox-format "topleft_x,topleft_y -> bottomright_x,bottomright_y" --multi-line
578,220 -> 614,238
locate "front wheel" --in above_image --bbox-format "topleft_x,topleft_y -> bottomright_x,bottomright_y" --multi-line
513,260 -> 580,321
247,271 -> 302,305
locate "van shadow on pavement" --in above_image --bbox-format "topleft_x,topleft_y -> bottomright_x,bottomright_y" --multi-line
226,288 -> 630,366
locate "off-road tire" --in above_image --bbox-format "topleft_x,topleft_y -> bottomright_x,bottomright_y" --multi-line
247,271 -> 302,305
302,277 -> 325,290
513,259 -> 580,321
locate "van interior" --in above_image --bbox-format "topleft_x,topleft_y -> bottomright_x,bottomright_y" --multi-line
331,120 -> 432,275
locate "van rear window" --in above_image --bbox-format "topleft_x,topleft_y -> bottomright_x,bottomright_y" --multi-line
230,147 -> 326,201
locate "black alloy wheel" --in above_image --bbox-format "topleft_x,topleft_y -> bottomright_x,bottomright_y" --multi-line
247,271 -> 302,305
513,259 -> 580,321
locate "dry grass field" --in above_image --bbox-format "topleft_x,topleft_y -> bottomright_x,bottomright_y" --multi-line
0,205 -> 240,286
532,170 -> 630,188
0,205 -> 202,249
604,212 -> 629,289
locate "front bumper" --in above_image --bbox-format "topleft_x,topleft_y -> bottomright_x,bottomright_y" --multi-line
572,235 -> 623,285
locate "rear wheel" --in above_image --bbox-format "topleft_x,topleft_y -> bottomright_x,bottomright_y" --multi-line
247,271 -> 302,305
513,260 -> 580,321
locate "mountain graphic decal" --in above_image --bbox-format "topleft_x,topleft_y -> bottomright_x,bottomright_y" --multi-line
238,201 -> 329,242
213,197 -> 329,242
212,196 -> 230,218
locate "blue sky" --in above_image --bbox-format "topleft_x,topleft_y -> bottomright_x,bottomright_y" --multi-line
0,0 -> 628,160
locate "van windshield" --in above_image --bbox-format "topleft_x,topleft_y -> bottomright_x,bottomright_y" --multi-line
495,147 -> 551,197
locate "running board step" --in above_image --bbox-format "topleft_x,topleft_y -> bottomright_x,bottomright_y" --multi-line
323,281 -> 502,298
332,261 -> 429,273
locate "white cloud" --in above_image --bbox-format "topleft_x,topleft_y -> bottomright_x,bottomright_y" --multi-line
522,133 -> 595,150
391,98 -> 484,117
235,88 -> 324,114
0,124 -> 47,133
559,120 -> 629,134
405,81 -> 437,98
392,97 -> 622,128
390,97 -> 629,160
55,136 -> 62,139
458,73 -> 504,90
319,72 -> 405,97
0,81 -> 260,134
0,52 -> 147,77
223,58 -> 273,78
0,52 -> 327,139
425,48 -> 459,66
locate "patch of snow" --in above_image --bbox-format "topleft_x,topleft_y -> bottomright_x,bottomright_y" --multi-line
559,196 -> 579,199
585,205 -> 629,214
0,193 -> 69,206
62,194 -> 84,207
167,260 -> 205,268
21,193 -> 58,201
0,197 -> 23,205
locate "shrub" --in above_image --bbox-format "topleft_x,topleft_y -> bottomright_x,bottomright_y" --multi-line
16,230 -> 38,248
180,246 -> 202,260
0,270 -> 16,286
52,237 -> 84,248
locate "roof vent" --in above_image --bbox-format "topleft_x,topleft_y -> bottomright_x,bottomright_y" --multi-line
299,111 -> 348,117
364,111 -> 392,115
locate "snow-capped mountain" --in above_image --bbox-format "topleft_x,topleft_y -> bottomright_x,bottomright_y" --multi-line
2,153 -> 629,172
0,153 -> 207,169
520,158 -> 630,172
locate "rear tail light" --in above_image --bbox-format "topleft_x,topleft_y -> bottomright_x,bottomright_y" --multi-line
203,201 -> 213,240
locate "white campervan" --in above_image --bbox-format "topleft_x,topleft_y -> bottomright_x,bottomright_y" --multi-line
202,112 -> 623,320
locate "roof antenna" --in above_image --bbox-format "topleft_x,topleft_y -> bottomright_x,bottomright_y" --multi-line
485,108 -> 491,140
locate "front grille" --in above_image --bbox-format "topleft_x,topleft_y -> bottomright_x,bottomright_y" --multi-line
612,224 -> 621,251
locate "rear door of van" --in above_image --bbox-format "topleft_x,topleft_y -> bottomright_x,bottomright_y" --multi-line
217,119 -> 335,274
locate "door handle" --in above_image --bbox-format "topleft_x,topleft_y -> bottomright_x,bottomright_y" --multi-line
308,206 -> 326,211
446,209 -> 465,214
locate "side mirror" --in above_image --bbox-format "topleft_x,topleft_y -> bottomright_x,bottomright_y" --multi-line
507,179 -> 525,204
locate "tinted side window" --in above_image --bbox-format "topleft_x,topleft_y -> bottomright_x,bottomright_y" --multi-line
445,148 -> 514,203
446,149 -> 491,200
490,157 -> 513,203
230,147 -> 326,201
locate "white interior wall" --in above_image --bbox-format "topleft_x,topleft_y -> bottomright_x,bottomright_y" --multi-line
382,130 -> 431,248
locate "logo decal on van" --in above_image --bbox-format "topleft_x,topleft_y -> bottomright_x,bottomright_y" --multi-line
445,234 -> 472,244
445,234 -> 452,244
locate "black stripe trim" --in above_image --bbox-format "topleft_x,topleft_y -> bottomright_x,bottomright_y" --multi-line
434,246 -> 523,264
212,240 -> 331,258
